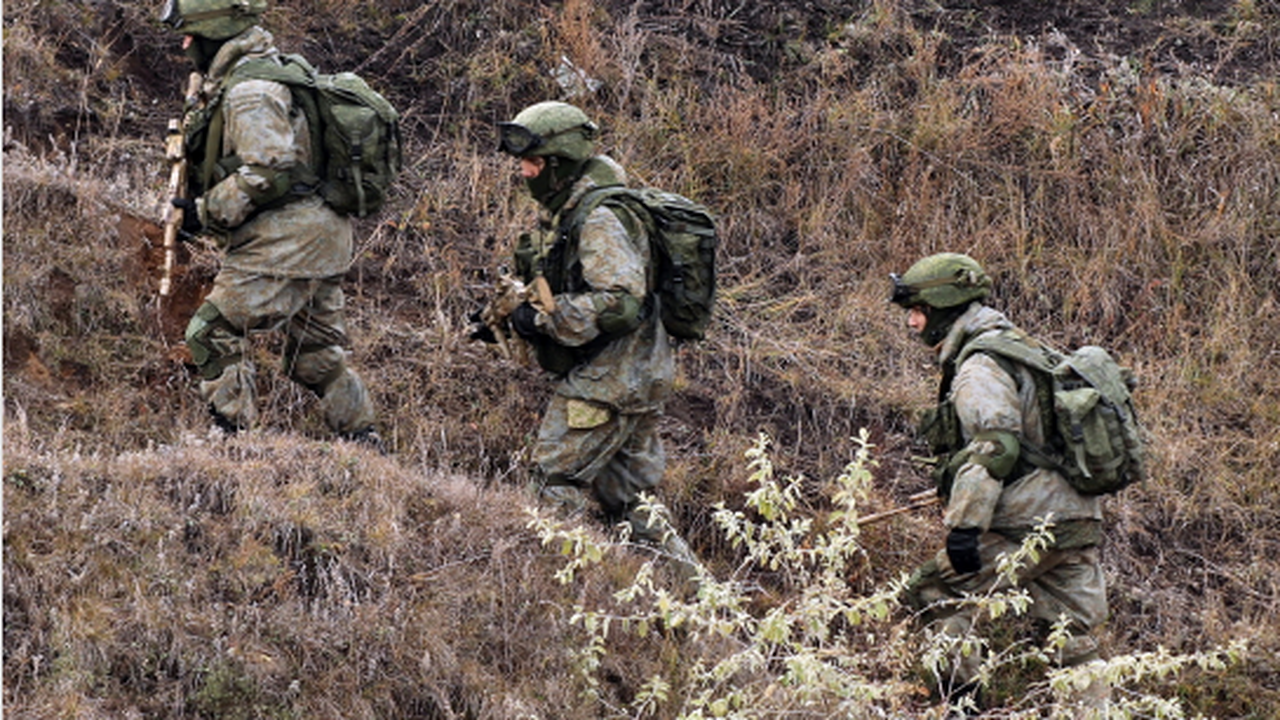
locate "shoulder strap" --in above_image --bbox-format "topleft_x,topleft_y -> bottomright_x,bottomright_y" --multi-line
207,55 -> 323,195
563,186 -> 638,236
559,185 -> 653,285
956,329 -> 1060,373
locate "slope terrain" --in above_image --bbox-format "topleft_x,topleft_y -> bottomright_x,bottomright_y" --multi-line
5,0 -> 1279,716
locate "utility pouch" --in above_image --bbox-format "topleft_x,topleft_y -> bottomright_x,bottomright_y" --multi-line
565,399 -> 612,430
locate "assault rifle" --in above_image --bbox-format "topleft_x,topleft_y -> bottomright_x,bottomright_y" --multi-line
473,271 -> 557,361
159,72 -> 201,298
855,489 -> 940,526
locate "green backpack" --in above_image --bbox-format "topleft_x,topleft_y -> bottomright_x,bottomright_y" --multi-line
228,54 -> 402,218
569,186 -> 718,341
958,331 -> 1146,495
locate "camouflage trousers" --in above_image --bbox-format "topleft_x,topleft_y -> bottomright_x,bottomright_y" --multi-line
534,395 -> 666,541
904,531 -> 1109,699
185,268 -> 375,435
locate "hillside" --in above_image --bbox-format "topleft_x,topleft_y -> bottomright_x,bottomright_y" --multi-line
5,0 -> 1280,717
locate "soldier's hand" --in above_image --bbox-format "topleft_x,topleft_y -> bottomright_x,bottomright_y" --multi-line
171,197 -> 203,239
491,273 -> 529,318
945,527 -> 982,574
467,308 -> 498,344
510,302 -> 540,339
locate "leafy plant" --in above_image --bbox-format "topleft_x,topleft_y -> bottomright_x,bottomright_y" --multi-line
532,433 -> 1246,718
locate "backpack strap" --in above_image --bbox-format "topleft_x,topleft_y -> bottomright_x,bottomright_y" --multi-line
198,55 -> 323,209
563,186 -> 653,279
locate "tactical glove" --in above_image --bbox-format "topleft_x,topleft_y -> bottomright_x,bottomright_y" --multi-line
171,197 -> 203,239
467,309 -> 498,344
945,527 -> 982,575
510,302 -> 541,339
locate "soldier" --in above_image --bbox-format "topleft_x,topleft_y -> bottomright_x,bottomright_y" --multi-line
482,101 -> 698,572
890,253 -> 1110,713
160,0 -> 381,448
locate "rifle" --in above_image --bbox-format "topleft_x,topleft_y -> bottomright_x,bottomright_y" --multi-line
472,267 -> 561,361
476,269 -> 530,361
856,489 -> 940,526
159,72 -> 201,298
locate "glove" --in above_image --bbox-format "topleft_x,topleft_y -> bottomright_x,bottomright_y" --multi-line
467,309 -> 497,344
510,302 -> 540,340
171,197 -> 203,238
945,527 -> 982,575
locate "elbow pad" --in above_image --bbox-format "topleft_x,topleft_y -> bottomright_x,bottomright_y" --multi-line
964,430 -> 1021,480
234,164 -> 295,207
595,291 -> 643,336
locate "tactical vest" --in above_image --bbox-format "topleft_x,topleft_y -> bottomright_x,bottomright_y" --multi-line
512,193 -> 651,375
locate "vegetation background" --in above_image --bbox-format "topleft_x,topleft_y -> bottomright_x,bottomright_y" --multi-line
4,0 -> 1278,716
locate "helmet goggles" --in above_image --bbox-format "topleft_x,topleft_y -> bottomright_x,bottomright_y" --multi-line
888,271 -> 973,307
497,122 -> 584,156
888,273 -> 916,306
160,0 -> 182,28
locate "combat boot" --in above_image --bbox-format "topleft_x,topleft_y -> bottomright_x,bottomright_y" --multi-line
1059,652 -> 1111,718
341,426 -> 388,454
626,505 -> 707,593
942,682 -> 983,719
209,405 -> 245,435
536,483 -> 589,520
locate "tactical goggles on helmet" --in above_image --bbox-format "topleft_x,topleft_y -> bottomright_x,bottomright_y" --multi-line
160,0 -> 183,29
888,273 -> 915,306
888,272 -> 966,307
497,122 -> 583,156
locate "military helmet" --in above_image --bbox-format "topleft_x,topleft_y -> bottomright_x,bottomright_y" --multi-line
498,101 -> 598,161
160,0 -> 266,40
889,252 -> 992,309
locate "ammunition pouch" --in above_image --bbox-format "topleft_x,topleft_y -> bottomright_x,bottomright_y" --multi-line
920,400 -> 962,498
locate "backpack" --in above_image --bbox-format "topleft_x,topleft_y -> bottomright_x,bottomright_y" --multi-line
568,186 -> 718,341
957,331 -> 1146,495
228,54 -> 402,218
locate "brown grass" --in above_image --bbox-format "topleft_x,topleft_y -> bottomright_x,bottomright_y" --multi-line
5,0 -> 1280,715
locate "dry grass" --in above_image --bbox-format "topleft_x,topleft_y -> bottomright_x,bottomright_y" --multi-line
5,0 -> 1280,716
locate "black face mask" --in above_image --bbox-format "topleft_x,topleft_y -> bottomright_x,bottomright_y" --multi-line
184,35 -> 226,73
920,304 -> 969,347
525,156 -> 585,211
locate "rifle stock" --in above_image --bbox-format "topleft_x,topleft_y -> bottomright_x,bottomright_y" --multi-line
159,72 -> 201,298
530,275 -> 556,313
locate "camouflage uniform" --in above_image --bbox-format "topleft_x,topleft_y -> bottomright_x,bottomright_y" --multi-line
181,26 -> 376,436
904,302 -> 1109,700
514,156 -> 676,541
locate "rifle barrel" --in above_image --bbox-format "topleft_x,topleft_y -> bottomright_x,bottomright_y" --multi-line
855,494 -> 941,526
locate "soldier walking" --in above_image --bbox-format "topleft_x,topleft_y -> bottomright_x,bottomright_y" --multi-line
890,253 -> 1110,714
479,101 -> 698,572
160,0 -> 380,447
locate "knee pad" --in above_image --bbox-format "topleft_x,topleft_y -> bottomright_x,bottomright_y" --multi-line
185,302 -> 241,380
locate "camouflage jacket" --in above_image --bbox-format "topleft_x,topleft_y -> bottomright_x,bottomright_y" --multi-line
514,156 -> 674,413
187,26 -> 352,279
932,303 -> 1103,543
